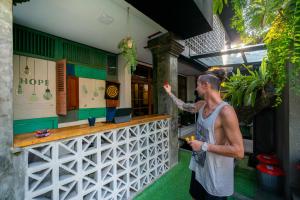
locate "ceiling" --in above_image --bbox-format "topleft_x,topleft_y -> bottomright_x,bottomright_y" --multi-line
13,0 -> 167,64
124,0 -> 213,39
192,44 -> 266,67
178,61 -> 203,76
13,0 -> 207,76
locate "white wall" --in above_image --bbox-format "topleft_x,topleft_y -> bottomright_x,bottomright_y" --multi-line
117,55 -> 131,108
13,55 -> 57,120
186,76 -> 196,102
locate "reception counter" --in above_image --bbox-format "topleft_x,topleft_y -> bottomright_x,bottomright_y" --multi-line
14,114 -> 171,200
14,114 -> 170,148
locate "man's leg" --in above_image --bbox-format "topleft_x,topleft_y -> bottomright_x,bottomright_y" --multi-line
189,171 -> 205,200
205,193 -> 227,200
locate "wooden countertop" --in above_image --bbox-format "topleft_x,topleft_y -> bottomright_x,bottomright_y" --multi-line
14,114 -> 170,148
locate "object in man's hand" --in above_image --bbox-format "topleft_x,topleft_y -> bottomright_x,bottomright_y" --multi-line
185,137 -> 190,142
35,129 -> 51,138
164,80 -> 168,86
191,135 -> 195,141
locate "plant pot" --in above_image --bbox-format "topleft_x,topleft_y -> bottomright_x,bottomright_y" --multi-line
88,117 -> 96,126
127,39 -> 133,48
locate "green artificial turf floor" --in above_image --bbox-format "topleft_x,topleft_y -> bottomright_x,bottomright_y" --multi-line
134,150 -> 257,200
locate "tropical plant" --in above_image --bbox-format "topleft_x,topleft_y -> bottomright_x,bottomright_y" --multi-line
213,0 -> 286,43
118,36 -> 137,73
291,0 -> 300,93
213,0 -> 228,15
214,0 -> 300,106
223,59 -> 270,108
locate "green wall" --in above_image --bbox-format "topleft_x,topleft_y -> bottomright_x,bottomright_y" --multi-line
14,117 -> 58,135
78,108 -> 106,120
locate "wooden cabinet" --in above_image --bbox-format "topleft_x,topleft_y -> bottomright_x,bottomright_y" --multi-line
67,76 -> 79,110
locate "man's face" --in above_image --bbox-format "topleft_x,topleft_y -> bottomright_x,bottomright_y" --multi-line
196,80 -> 207,97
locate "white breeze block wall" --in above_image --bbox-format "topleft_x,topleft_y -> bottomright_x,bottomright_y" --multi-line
24,119 -> 170,200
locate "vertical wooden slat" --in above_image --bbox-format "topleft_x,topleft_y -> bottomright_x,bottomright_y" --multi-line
33,32 -> 36,55
56,59 -> 67,115
18,28 -> 21,51
30,31 -> 33,54
45,36 -> 48,57
43,36 -> 45,56
13,26 -> 16,50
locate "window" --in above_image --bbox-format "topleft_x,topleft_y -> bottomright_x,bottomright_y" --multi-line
178,75 -> 187,102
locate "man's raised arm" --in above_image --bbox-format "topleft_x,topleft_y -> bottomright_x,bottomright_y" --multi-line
163,84 -> 204,113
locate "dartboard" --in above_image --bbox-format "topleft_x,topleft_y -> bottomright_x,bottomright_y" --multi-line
106,85 -> 119,98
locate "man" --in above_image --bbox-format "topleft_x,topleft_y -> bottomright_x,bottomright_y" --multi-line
163,70 -> 244,200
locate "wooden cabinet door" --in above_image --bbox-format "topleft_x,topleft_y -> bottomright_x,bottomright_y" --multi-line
67,76 -> 79,110
56,59 -> 67,115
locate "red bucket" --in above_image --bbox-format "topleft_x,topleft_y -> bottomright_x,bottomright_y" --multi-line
256,154 -> 279,165
256,164 -> 284,192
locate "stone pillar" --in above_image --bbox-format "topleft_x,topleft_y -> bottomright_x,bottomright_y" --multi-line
0,1 -> 25,199
275,64 -> 300,199
287,65 -> 300,198
148,33 -> 184,167
117,55 -> 131,108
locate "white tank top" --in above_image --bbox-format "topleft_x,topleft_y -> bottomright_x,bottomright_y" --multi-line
189,101 -> 234,197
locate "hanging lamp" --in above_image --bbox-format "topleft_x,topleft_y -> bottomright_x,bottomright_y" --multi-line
24,56 -> 30,75
43,61 -> 53,100
30,59 -> 38,102
16,55 -> 23,95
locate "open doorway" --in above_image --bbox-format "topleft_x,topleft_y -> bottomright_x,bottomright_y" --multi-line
131,64 -> 153,116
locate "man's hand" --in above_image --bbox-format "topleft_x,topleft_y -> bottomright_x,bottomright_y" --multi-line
163,83 -> 171,95
188,140 -> 203,151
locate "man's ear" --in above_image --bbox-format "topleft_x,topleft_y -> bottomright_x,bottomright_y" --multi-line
203,81 -> 209,88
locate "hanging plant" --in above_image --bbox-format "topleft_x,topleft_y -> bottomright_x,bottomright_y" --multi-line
118,36 -> 137,73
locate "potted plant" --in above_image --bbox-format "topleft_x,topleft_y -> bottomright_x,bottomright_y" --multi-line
118,36 -> 137,73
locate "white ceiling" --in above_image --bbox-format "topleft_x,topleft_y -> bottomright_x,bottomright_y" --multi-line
13,0 -> 167,64
13,0 -> 204,76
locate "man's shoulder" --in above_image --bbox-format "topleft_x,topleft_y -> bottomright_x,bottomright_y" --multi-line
219,104 -> 236,118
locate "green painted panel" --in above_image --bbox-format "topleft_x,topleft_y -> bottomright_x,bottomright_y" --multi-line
75,65 -> 107,80
14,117 -> 58,135
13,24 -> 56,59
13,24 -> 117,69
78,108 -> 106,120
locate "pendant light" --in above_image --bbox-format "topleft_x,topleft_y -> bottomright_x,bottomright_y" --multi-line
43,61 -> 53,100
30,59 -> 38,102
24,56 -> 30,75
16,55 -> 23,95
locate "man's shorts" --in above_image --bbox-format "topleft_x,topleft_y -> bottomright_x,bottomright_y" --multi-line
189,171 -> 227,200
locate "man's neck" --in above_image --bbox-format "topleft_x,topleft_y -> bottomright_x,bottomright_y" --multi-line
203,91 -> 222,109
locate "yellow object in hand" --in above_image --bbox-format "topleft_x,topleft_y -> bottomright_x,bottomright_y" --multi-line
191,135 -> 195,141
185,137 -> 190,142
